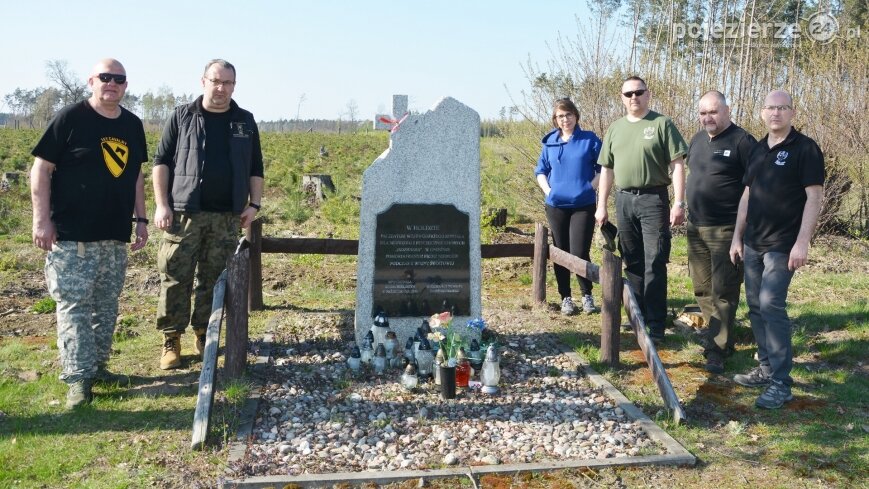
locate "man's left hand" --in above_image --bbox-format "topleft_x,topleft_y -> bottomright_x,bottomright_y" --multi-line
788,241 -> 809,271
670,206 -> 685,227
240,206 -> 258,229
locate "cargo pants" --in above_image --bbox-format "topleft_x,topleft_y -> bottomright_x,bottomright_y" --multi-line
156,211 -> 238,334
45,240 -> 128,384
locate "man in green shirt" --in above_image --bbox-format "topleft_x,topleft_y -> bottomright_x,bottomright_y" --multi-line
596,76 -> 688,342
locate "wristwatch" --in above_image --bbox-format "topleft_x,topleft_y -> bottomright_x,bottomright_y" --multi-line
132,217 -> 149,224
249,202 -> 261,210
674,201 -> 687,210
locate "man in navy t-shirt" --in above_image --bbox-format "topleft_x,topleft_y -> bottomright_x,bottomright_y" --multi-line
729,90 -> 825,409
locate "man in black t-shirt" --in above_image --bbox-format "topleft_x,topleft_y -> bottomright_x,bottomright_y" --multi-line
153,59 -> 264,370
729,90 -> 824,409
685,91 -> 756,374
31,58 -> 148,408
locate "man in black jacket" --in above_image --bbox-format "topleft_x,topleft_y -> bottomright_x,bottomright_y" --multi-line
152,59 -> 264,370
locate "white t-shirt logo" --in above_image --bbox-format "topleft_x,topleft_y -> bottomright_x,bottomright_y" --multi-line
775,151 -> 789,166
643,127 -> 655,140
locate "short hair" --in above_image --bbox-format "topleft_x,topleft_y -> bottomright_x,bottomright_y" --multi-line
623,75 -> 647,88
701,90 -> 728,106
551,98 -> 580,128
203,59 -> 236,78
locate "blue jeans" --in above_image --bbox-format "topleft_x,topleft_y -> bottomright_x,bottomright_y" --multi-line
615,190 -> 671,334
743,245 -> 795,386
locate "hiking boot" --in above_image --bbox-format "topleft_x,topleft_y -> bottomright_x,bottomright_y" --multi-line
560,297 -> 577,316
704,352 -> 725,374
193,328 -> 207,357
66,379 -> 93,409
755,380 -> 793,409
94,365 -> 131,387
647,325 -> 665,344
160,332 -> 182,370
733,366 -> 771,388
581,294 -> 597,314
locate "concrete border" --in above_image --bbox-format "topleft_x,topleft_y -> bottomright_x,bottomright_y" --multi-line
224,335 -> 695,488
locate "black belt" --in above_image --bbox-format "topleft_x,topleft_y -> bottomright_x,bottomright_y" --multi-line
617,185 -> 667,195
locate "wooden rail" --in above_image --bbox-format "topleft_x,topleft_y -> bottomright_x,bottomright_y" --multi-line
191,269 -> 227,450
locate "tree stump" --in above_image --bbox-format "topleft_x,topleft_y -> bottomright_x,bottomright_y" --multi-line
302,174 -> 335,203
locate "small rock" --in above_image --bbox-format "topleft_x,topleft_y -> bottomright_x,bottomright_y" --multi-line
443,453 -> 458,465
480,454 -> 500,465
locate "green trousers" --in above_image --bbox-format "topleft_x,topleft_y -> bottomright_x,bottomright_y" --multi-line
687,222 -> 744,357
156,211 -> 238,333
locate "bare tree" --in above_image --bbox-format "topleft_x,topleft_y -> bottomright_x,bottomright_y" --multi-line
345,99 -> 359,122
45,60 -> 87,106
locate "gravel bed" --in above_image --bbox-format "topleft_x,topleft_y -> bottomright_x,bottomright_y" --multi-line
230,316 -> 664,477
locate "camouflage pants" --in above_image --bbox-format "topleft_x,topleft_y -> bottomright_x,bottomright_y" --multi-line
156,211 -> 238,334
45,240 -> 128,384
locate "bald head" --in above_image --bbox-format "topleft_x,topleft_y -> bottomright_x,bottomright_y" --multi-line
761,90 -> 795,136
91,58 -> 126,77
698,90 -> 731,137
87,58 -> 127,113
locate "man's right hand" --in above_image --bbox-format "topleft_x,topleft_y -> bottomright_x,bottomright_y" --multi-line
33,220 -> 57,251
729,238 -> 743,265
595,207 -> 608,226
154,205 -> 173,231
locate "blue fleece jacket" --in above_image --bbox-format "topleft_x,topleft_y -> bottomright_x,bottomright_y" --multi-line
534,126 -> 602,208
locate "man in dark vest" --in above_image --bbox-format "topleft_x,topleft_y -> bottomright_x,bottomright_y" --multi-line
153,59 -> 264,370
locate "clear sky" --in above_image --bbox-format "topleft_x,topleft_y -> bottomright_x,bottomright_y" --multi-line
1,0 -> 593,121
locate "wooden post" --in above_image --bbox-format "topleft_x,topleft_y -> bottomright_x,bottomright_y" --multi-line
246,219 -> 264,311
599,249 -> 623,367
532,222 -> 548,305
224,248 -> 250,380
191,270 -> 227,450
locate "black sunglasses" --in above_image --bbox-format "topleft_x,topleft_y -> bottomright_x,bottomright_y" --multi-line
97,73 -> 127,84
622,89 -> 647,98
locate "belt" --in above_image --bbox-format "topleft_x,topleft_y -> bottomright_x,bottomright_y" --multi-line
616,185 -> 667,195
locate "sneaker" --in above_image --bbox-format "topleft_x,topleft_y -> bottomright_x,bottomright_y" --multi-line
581,294 -> 597,314
704,352 -> 725,374
94,365 -> 131,387
193,328 -> 207,356
160,333 -> 182,370
560,297 -> 577,316
733,366 -> 771,388
755,380 -> 793,409
66,379 -> 93,409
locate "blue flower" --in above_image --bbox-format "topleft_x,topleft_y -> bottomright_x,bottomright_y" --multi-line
466,318 -> 487,332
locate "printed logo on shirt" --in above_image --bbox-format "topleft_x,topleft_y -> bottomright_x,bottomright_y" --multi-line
775,151 -> 789,166
643,127 -> 655,140
713,149 -> 732,157
100,137 -> 129,177
231,122 -> 249,138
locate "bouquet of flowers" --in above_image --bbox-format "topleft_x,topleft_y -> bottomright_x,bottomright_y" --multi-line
427,313 -> 488,364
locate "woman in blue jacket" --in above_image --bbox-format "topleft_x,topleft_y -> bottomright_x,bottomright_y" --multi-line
534,98 -> 602,315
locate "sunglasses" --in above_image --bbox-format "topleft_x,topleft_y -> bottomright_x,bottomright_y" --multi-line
622,89 -> 647,98
96,73 -> 127,84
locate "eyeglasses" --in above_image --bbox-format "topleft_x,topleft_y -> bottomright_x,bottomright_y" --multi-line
206,78 -> 236,88
96,73 -> 127,84
762,104 -> 792,112
622,89 -> 647,98
555,113 -> 576,120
